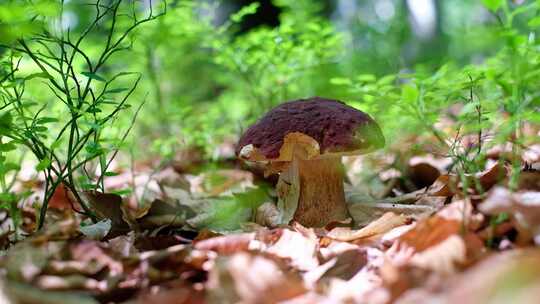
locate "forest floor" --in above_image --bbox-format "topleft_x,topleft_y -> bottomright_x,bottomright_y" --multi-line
0,124 -> 539,304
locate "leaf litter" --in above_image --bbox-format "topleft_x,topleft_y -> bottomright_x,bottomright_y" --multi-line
0,136 -> 539,303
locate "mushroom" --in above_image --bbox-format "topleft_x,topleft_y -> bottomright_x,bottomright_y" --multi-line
236,97 -> 385,227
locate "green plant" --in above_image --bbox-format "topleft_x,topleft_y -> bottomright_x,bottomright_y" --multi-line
209,2 -> 343,114
0,0 -> 165,228
331,0 -> 539,189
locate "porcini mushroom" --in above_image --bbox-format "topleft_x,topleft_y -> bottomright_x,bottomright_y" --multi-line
236,97 -> 385,227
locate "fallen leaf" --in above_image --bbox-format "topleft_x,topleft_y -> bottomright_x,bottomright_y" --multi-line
134,281 -> 205,304
254,202 -> 281,227
349,203 -> 434,227
420,249 -> 540,304
327,212 -> 407,242
427,174 -> 456,197
3,281 -> 99,304
84,191 -> 130,236
184,187 -> 270,232
137,199 -> 192,228
79,219 -> 112,241
207,252 -> 306,304
479,187 -> 540,245
266,228 -> 319,271
409,235 -> 466,275
194,233 -> 255,255
408,155 -> 451,188
399,215 -> 460,252
5,242 -> 52,282
518,170 -> 540,191
318,249 -> 367,281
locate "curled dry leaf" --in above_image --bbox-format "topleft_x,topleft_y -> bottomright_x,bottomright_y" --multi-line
426,163 -> 507,197
84,191 -> 131,237
327,212 -> 407,242
427,174 -> 455,197
474,162 -> 508,192
408,155 -> 451,188
347,189 -> 434,226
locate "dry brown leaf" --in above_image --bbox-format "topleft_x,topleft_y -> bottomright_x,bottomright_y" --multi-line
440,249 -> 540,304
479,187 -> 540,245
134,282 -> 205,304
206,252 -> 306,304
84,191 -> 131,237
399,216 -> 460,252
318,249 -> 367,281
327,212 -> 407,242
427,174 -> 456,197
409,235 -> 466,275
474,162 -> 508,191
48,184 -> 77,212
194,232 -> 255,255
518,170 -> 540,191
35,274 -> 107,291
266,228 -> 319,271
408,155 -> 451,188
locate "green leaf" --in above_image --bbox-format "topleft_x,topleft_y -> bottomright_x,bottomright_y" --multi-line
105,87 -> 129,94
86,107 -> 102,114
0,112 -> 13,134
33,126 -> 48,132
0,192 -> 16,203
231,3 -> 260,23
36,158 -> 51,171
85,141 -> 104,156
81,71 -> 106,82
402,84 -> 419,103
528,16 -> 540,28
481,0 -> 503,12
0,162 -> 20,175
36,117 -> 59,124
185,186 -> 270,232
377,74 -> 397,85
330,77 -> 352,86
0,142 -> 17,152
356,74 -> 376,83
21,101 -> 38,108
110,188 -> 132,196
24,72 -> 53,80
232,186 -> 270,209
50,139 -> 62,150
104,171 -> 119,177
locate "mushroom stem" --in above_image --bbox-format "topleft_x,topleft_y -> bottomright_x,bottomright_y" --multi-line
279,157 -> 349,227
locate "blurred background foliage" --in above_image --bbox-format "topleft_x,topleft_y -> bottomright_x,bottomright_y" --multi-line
0,0 -> 538,196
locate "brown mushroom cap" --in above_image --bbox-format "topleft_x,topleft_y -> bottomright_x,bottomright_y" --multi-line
236,97 -> 385,161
